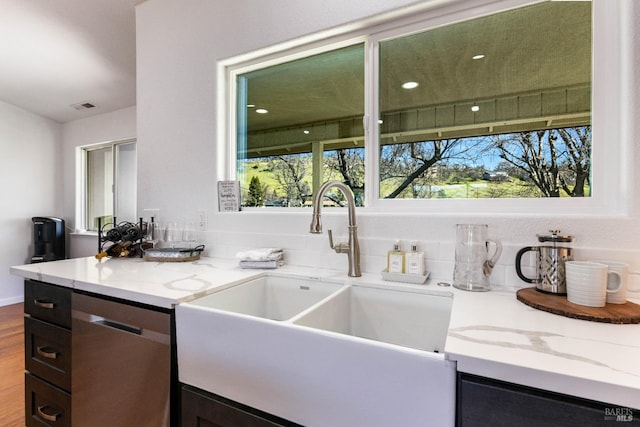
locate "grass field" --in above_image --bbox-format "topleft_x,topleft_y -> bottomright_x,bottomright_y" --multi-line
238,158 -> 585,203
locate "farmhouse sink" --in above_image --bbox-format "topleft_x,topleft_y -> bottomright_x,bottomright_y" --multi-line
293,284 -> 451,352
176,274 -> 456,426
186,274 -> 344,321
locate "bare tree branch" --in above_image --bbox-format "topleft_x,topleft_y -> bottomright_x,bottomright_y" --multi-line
493,127 -> 590,197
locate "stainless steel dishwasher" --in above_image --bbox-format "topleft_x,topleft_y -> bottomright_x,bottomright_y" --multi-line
71,292 -> 172,426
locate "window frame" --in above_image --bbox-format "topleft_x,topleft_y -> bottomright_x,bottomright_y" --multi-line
78,138 -> 137,232
219,0 -> 629,216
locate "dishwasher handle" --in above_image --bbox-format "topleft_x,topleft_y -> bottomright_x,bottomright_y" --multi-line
94,318 -> 142,335
72,309 -> 170,345
71,293 -> 171,345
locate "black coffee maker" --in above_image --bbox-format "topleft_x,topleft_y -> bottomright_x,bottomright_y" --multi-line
31,217 -> 65,263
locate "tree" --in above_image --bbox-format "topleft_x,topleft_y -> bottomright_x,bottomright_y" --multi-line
493,127 -> 591,197
246,176 -> 264,206
273,155 -> 311,206
323,148 -> 365,206
557,127 -> 591,197
380,138 -> 478,199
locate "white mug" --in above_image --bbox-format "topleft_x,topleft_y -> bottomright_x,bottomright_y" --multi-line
565,261 -> 622,307
591,260 -> 628,304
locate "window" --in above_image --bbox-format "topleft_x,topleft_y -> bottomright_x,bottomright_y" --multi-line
223,0 -> 625,214
236,44 -> 365,207
81,139 -> 136,231
377,2 -> 591,200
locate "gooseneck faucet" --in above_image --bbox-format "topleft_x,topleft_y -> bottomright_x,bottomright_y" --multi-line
309,180 -> 361,277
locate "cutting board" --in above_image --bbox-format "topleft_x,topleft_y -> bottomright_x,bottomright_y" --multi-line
516,287 -> 640,324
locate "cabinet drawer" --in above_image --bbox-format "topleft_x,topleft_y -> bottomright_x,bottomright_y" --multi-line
25,373 -> 71,427
25,317 -> 71,392
456,373 -> 632,427
24,280 -> 71,328
182,385 -> 297,427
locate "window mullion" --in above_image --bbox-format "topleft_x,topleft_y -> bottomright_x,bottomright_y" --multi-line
364,37 -> 380,208
312,141 -> 324,197
112,143 -> 118,221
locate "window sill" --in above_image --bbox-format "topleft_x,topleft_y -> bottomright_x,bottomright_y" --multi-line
70,230 -> 99,237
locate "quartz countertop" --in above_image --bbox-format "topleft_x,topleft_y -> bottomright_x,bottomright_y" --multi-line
445,286 -> 640,410
10,256 -> 259,308
10,256 -> 640,409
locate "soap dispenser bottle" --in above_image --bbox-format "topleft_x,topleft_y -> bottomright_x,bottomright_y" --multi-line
387,240 -> 405,273
405,241 -> 425,275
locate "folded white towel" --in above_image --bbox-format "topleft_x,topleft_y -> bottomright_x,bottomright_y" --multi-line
235,247 -> 284,262
239,259 -> 284,269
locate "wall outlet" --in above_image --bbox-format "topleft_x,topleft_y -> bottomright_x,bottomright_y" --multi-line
197,209 -> 207,231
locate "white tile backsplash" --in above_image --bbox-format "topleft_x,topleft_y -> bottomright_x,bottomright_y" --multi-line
203,222 -> 640,291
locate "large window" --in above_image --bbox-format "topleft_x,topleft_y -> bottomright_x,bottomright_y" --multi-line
226,0 -> 612,212
377,2 -> 591,200
82,139 -> 136,231
236,44 -> 365,206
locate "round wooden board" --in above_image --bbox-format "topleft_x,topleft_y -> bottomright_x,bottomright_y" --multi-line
516,287 -> 640,324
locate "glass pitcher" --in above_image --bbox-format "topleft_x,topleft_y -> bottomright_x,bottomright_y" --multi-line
453,224 -> 502,292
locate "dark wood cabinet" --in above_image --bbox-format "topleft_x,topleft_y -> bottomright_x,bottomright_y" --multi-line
24,316 -> 71,391
181,384 -> 300,427
25,373 -> 71,427
24,279 -> 180,426
24,280 -> 73,427
24,280 -> 71,328
457,373 -> 638,427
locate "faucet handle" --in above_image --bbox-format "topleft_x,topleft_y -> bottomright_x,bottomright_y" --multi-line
327,230 -> 349,254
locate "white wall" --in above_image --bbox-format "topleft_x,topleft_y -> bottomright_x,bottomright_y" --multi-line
0,104 -> 135,305
61,106 -> 136,258
0,100 -> 62,305
136,0 -> 640,289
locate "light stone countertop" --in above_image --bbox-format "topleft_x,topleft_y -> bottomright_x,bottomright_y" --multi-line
444,286 -> 640,410
10,256 -> 640,410
11,256 -> 259,308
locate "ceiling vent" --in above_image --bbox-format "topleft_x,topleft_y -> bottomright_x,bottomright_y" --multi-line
71,101 -> 96,110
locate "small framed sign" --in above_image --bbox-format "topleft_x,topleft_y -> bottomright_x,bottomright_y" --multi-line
218,180 -> 241,212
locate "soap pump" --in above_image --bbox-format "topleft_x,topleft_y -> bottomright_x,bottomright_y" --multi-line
387,240 -> 405,273
405,240 -> 425,275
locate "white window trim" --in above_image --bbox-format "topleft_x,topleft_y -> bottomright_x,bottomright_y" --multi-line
218,0 -> 631,217
76,138 -> 136,232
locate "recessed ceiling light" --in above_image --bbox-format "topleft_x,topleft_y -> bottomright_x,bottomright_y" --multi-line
303,130 -> 310,134
471,105 -> 480,112
255,108 -> 268,114
472,54 -> 485,60
401,81 -> 419,90
378,119 -> 384,124
247,104 -> 256,108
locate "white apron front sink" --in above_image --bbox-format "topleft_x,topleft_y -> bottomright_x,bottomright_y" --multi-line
293,284 -> 451,353
176,273 -> 456,426
186,274 -> 344,321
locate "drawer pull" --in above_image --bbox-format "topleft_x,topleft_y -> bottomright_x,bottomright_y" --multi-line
36,346 -> 59,360
34,299 -> 55,309
36,405 -> 60,422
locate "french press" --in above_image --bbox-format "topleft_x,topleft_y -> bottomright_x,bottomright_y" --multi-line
515,230 -> 574,295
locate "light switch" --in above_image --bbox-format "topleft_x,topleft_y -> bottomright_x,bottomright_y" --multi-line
197,210 -> 207,231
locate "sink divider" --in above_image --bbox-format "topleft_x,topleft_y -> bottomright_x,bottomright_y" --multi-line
286,284 -> 351,325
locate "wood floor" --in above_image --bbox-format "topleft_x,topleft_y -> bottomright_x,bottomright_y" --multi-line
0,303 -> 24,427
